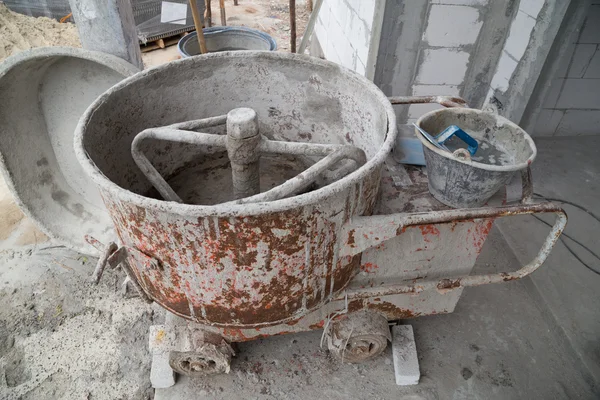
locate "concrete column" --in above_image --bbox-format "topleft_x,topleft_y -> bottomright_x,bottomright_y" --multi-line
68,0 -> 143,70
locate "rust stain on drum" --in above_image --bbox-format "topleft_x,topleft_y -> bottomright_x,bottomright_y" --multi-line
102,194 -> 362,327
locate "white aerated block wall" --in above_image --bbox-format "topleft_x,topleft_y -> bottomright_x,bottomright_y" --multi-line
313,0 -> 378,76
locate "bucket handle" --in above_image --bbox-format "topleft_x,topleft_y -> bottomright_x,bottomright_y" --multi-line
336,202 -> 566,299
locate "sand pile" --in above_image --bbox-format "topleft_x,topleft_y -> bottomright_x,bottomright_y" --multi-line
0,3 -> 80,62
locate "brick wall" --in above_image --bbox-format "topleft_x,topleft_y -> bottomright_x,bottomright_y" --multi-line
313,0 -> 381,77
534,2 -> 600,136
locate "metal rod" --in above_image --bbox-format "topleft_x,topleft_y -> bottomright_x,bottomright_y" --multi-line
290,0 -> 296,52
190,0 -> 208,53
219,0 -> 226,25
205,0 -> 212,27
260,138 -> 343,157
226,108 -> 261,199
168,114 -> 227,130
131,128 -> 227,202
230,144 -> 366,204
336,204 -> 567,300
298,0 -> 323,54
388,95 -> 468,108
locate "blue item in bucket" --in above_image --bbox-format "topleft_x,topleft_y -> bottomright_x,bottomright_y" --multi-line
435,125 -> 479,156
413,124 -> 478,156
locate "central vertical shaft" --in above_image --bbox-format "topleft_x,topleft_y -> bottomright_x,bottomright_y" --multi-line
226,108 -> 261,199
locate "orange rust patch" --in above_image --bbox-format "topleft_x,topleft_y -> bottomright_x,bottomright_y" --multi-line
418,225 -> 441,242
367,301 -> 419,319
360,262 -> 378,273
309,320 -> 325,330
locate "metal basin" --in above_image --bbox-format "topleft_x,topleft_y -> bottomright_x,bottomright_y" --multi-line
178,26 -> 277,57
75,52 -> 396,327
0,47 -> 139,255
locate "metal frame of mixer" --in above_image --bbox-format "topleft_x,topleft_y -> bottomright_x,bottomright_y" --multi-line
87,95 -> 566,377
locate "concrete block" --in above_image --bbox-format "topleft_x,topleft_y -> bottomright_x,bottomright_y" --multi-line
556,110 -> 600,136
490,51 -> 518,92
566,44 -> 596,78
579,5 -> 600,44
392,325 -> 420,386
555,42 -> 577,78
583,48 -> 600,79
355,58 -> 366,76
556,79 -> 600,109
532,109 -> 564,137
358,0 -> 376,27
504,10 -> 536,61
519,0 -> 545,19
151,351 -> 176,389
408,103 -> 443,119
412,84 -> 460,96
542,79 -> 563,108
431,0 -> 487,4
424,5 -> 482,47
415,49 -> 469,85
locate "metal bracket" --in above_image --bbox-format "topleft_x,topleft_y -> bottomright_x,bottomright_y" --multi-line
85,235 -> 153,303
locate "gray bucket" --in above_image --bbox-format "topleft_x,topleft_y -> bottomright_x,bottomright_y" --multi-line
416,108 -> 536,208
178,26 -> 276,57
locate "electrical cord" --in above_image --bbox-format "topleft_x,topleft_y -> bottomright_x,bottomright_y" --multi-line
532,193 -> 600,276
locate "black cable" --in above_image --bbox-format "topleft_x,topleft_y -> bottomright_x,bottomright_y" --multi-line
532,214 -> 600,276
534,192 -> 600,223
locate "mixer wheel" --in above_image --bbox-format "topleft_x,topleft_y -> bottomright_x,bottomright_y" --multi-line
169,341 -> 234,377
327,311 -> 392,363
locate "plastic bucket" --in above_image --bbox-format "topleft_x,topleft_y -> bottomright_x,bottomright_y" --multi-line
178,26 -> 277,57
416,108 -> 536,208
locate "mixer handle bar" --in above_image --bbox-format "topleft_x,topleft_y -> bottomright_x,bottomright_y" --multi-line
336,202 -> 567,299
388,95 -> 469,108
131,108 -> 366,205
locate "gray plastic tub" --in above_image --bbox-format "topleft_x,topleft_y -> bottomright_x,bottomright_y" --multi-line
416,108 -> 537,208
178,26 -> 277,57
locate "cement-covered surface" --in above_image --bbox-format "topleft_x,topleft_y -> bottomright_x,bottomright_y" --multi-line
155,227 -> 597,399
497,135 -> 600,383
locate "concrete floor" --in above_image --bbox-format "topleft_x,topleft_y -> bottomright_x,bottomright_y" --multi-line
498,135 -> 600,385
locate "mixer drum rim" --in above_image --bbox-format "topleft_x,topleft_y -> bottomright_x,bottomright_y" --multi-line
74,51 -> 397,217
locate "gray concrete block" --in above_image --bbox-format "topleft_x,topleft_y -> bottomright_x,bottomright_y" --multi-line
542,78 -> 564,108
519,0 -> 545,19
392,324 -> 420,386
490,51 -> 518,92
578,5 -> 600,44
412,84 -> 460,96
556,110 -> 600,136
408,103 -> 443,119
583,48 -> 600,79
431,0 -> 488,4
566,44 -> 596,78
415,49 -> 469,85
531,109 -> 564,137
556,79 -> 600,109
555,42 -> 577,78
504,10 -> 536,61
151,351 -> 176,389
424,5 -> 482,47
